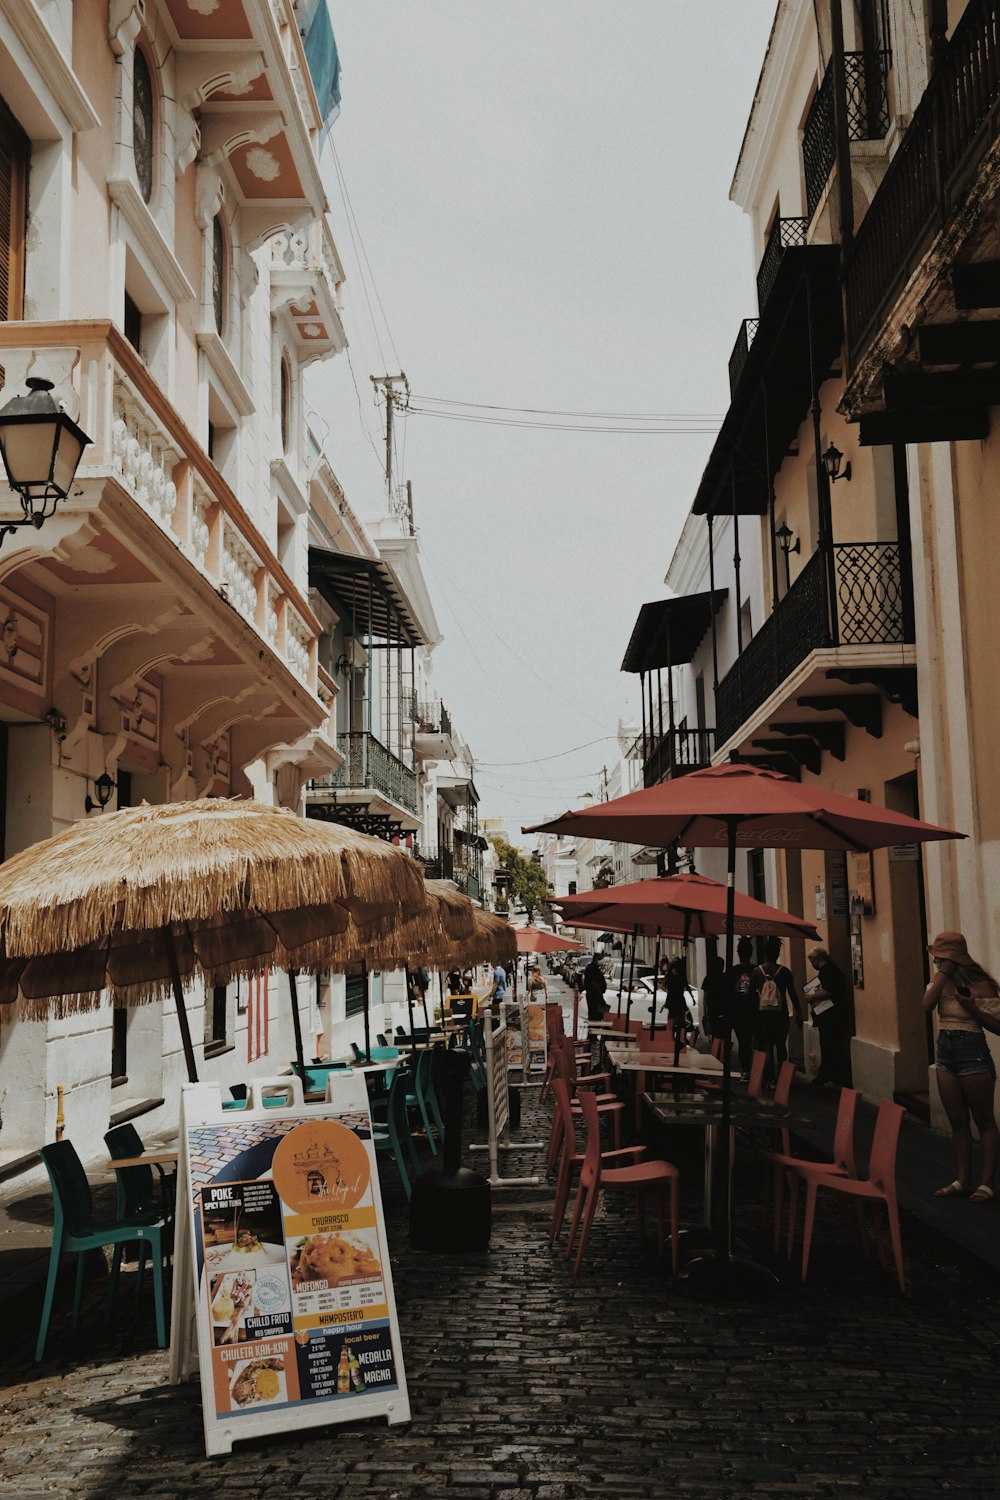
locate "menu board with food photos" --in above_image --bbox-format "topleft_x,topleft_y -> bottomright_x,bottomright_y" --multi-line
169,1074 -> 409,1456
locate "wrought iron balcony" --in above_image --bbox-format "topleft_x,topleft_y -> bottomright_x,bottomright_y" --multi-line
715,542 -> 911,745
845,0 -> 1000,363
728,318 -> 759,398
312,730 -> 418,814
642,727 -> 716,789
416,846 -> 455,881
802,51 -> 891,219
413,698 -> 452,736
756,216 -> 809,315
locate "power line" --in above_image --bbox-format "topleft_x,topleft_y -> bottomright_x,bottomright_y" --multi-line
411,394 -> 724,420
330,141 -> 403,374
478,736 -> 617,767
405,405 -> 720,435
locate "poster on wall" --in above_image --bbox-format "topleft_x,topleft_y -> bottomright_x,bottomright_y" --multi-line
170,1075 -> 409,1456
850,912 -> 865,989
814,882 -> 827,922
847,851 -> 875,917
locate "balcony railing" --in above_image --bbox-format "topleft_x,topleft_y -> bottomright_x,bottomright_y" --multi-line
0,320 -> 320,698
756,216 -> 809,314
715,542 -> 910,744
845,0 -> 1000,362
315,730 -> 417,814
728,318 -> 759,398
642,727 -> 716,789
802,51 -> 892,219
413,699 -> 452,737
416,847 -> 455,881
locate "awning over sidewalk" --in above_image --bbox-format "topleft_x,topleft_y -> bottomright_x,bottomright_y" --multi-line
621,591 -> 727,673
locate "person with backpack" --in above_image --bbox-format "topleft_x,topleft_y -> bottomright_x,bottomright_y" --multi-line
751,935 -> 803,1088
727,936 -> 758,1077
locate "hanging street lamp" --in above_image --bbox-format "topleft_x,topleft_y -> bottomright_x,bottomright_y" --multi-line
0,378 -> 92,546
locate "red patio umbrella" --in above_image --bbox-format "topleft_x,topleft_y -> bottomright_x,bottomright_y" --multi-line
552,872 -> 820,1045
526,762 -> 963,1293
514,926 -> 587,954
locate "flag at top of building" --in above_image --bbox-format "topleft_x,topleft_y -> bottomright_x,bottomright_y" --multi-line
298,0 -> 341,130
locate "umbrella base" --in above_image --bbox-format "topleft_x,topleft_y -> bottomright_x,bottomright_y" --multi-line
409,1166 -> 492,1253
676,1226 -> 753,1262
678,1249 -> 779,1299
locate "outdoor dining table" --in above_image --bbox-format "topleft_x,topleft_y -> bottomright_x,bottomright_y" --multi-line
642,1093 -> 812,1254
103,1147 -> 180,1172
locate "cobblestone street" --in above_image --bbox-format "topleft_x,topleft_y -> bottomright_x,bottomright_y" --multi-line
3,1036 -> 1000,1500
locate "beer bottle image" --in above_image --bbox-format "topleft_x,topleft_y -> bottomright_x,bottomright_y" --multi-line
336,1345 -> 350,1394
348,1347 -> 366,1392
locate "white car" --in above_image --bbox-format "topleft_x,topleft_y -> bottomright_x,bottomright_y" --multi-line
614,974 -> 702,1030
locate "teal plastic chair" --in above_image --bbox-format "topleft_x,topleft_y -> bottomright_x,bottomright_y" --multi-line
404,1047 -> 445,1154
464,1019 -> 488,1093
36,1140 -> 167,1361
373,1070 -> 420,1201
377,1033 -> 389,1047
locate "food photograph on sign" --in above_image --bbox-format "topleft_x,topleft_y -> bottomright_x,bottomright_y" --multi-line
186,1107 -> 402,1428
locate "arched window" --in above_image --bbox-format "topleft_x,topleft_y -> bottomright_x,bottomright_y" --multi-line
279,354 -> 291,452
132,47 -> 154,204
212,214 -> 227,336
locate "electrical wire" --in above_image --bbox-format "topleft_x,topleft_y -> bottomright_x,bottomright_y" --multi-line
411,394 -> 724,420
478,736 -> 617,767
405,406 -> 720,435
330,140 -> 403,373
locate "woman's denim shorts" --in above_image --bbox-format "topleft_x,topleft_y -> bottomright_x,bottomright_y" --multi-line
936,1028 -> 997,1079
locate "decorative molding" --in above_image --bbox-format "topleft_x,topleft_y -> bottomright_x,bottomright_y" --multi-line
108,175 -> 197,305
197,329 -> 254,417
0,0 -> 101,133
730,0 -> 815,216
108,0 -> 143,59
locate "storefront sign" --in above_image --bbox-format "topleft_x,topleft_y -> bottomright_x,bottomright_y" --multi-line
170,1075 -> 409,1456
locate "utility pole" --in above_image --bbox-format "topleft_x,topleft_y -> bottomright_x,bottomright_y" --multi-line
370,373 -> 409,509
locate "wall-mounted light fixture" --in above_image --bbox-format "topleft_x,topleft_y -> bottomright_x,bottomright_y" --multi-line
822,442 -> 851,485
775,522 -> 800,591
85,769 -> 116,814
0,379 -> 92,546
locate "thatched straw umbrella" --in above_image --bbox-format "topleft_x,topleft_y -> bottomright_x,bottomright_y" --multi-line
0,798 -> 427,1081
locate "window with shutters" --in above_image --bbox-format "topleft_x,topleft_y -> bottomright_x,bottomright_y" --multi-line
212,214 -> 227,336
0,98 -> 27,326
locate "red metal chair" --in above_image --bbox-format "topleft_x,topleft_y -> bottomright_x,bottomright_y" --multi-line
633,1031 -> 684,1130
548,1077 -> 648,1246
745,1049 -> 768,1100
775,1086 -> 861,1259
794,1099 -> 906,1292
565,1088 -> 680,1276
546,1038 -> 623,1172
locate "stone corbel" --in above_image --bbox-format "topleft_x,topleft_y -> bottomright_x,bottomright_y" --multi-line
0,347 -> 81,424
108,0 -> 142,57
195,160 -> 225,232
199,112 -> 284,168
176,112 -> 201,178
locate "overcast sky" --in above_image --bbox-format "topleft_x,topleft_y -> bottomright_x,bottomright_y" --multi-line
312,3 -> 777,846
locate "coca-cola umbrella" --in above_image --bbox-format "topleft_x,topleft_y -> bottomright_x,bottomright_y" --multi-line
552,871 -> 820,1040
527,762 -> 964,1293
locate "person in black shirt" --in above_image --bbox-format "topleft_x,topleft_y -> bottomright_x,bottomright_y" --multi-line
727,936 -> 758,1077
701,956 -> 727,1040
751,936 -> 803,1088
806,946 -> 852,1087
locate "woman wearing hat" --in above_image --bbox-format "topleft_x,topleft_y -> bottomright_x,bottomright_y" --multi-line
923,931 -> 1000,1202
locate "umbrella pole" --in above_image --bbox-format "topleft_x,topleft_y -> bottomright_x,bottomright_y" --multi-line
649,928 -> 662,1039
404,964 -> 419,1046
162,925 -> 198,1084
362,959 -> 371,1063
624,926 -> 638,1031
617,928 -> 634,1015
674,911 -> 691,1069
287,970 -> 306,1081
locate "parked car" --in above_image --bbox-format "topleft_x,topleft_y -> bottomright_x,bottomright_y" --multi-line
614,973 -> 702,1030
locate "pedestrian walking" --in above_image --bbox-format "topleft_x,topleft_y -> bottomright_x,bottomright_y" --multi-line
923,931 -> 1000,1202
727,936 -> 758,1076
752,936 -> 803,1088
582,954 -> 608,1022
701,955 -> 727,1039
805,946 -> 852,1087
527,962 -> 548,1002
487,961 -> 508,1006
